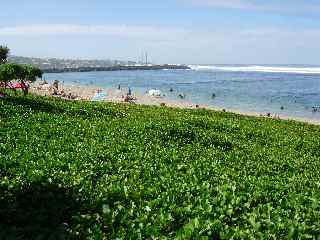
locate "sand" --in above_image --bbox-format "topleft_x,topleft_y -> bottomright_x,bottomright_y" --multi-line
30,82 -> 204,109
29,82 -> 320,125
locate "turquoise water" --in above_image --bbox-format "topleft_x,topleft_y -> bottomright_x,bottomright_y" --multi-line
44,65 -> 320,121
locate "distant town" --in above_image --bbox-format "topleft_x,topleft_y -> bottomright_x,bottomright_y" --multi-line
8,56 -> 190,73
8,56 -> 138,70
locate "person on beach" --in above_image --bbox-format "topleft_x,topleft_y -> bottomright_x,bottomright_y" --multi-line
40,79 -> 48,86
178,93 -> 186,99
52,80 -> 59,95
118,84 -> 121,90
123,87 -> 137,103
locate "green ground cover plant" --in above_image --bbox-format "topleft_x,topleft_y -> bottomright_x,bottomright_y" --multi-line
1,93 -> 320,239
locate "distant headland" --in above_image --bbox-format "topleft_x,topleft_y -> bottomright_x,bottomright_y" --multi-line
41,64 -> 190,73
8,56 -> 190,73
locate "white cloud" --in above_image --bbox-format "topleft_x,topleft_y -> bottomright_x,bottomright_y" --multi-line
1,24 -> 320,64
0,24 -> 188,40
186,0 -> 261,10
183,0 -> 320,12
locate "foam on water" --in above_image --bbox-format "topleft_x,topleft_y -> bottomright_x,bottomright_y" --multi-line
189,65 -> 320,74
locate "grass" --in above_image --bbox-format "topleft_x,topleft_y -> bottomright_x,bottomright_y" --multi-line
1,93 -> 320,239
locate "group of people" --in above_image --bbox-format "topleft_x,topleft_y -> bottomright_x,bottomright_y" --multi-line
36,80 -> 192,104
37,79 -> 58,93
38,79 -> 78,99
92,85 -> 135,103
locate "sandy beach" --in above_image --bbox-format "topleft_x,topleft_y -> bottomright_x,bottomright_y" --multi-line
30,82 -> 205,109
30,81 -> 320,125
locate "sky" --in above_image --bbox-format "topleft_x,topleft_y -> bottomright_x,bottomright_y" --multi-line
1,0 -> 320,64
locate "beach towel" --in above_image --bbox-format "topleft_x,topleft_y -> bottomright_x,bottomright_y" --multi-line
91,92 -> 107,101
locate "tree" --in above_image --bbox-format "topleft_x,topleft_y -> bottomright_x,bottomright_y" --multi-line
21,65 -> 43,95
0,63 -> 23,91
0,63 -> 42,95
23,65 -> 43,82
0,46 -> 10,65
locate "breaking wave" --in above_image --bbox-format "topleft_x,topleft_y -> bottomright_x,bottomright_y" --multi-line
189,65 -> 320,75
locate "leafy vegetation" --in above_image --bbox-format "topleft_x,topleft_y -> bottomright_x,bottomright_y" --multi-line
0,45 -> 9,65
0,46 -> 42,95
0,63 -> 42,95
1,93 -> 320,239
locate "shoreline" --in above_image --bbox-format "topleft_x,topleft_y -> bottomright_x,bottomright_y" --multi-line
30,82 -> 320,125
42,64 -> 190,73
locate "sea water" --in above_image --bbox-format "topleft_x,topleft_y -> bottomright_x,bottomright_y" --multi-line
44,65 -> 320,121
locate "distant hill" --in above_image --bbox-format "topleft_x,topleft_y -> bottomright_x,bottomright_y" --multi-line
8,56 -> 137,70
8,56 -> 190,73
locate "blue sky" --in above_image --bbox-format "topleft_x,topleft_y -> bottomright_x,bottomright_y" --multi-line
1,0 -> 320,64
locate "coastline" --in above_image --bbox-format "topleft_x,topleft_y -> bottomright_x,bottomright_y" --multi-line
30,82 -> 320,125
42,64 -> 190,73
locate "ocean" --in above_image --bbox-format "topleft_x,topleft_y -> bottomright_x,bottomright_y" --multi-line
44,65 -> 320,121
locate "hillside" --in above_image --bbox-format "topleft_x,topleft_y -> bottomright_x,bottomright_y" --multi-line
8,56 -> 189,73
1,93 -> 320,239
8,56 -> 136,70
